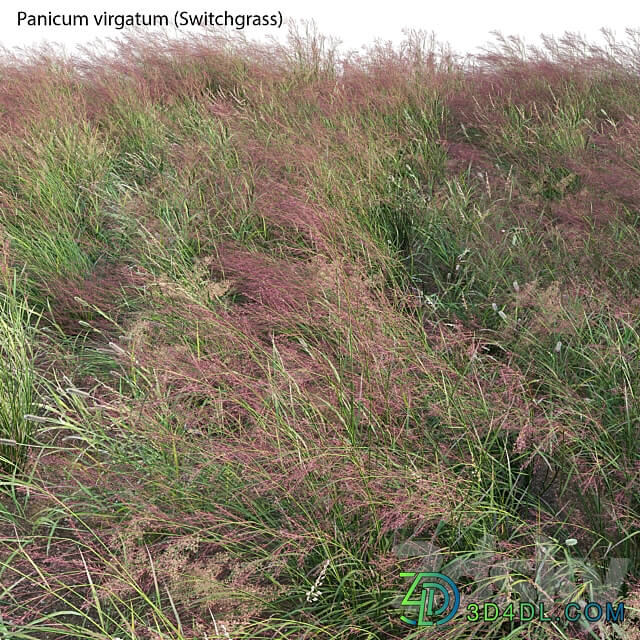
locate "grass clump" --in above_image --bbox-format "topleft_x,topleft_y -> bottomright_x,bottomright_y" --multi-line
0,275 -> 39,473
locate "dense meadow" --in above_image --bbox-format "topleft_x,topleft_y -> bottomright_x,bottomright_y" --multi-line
0,25 -> 639,639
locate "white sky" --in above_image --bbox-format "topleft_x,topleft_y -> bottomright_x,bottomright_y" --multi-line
0,0 -> 638,57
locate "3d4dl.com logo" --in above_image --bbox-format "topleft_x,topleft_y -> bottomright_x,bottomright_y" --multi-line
399,572 -> 460,626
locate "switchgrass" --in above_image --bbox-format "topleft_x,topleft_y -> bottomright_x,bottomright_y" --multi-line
0,275 -> 39,473
0,24 -> 639,640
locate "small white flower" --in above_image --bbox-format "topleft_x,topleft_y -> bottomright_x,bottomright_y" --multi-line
492,303 -> 498,312
565,538 -> 577,547
513,280 -> 520,292
498,310 -> 508,321
554,341 -> 562,353
306,559 -> 330,603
